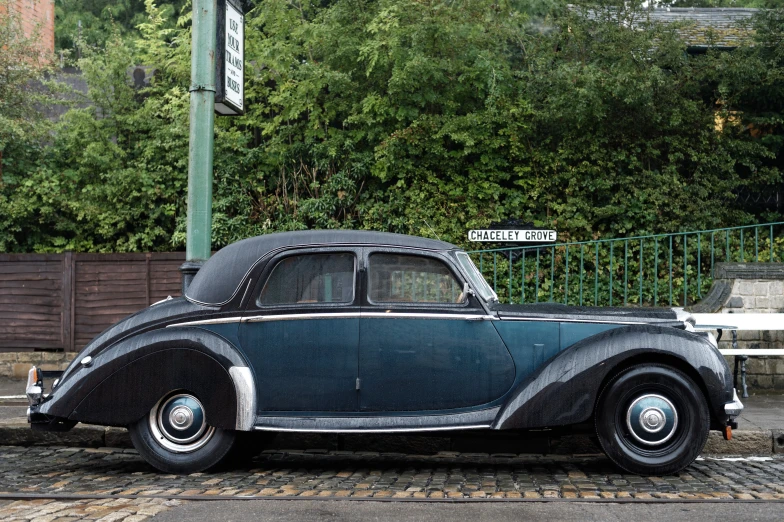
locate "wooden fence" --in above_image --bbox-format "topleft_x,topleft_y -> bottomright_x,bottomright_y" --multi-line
0,253 -> 185,352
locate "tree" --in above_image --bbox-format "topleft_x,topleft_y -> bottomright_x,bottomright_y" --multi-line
0,0 -> 56,188
54,0 -> 187,52
1,0 -> 782,253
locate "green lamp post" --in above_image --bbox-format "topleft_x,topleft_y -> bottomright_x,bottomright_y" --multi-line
180,0 -> 217,291
181,0 -> 244,291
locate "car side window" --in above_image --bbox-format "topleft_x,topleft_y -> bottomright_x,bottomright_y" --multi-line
259,253 -> 355,305
368,253 -> 465,304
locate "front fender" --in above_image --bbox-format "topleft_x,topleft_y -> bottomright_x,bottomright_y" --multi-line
494,324 -> 733,430
38,327 -> 256,430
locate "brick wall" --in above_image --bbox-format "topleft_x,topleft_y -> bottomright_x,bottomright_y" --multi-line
4,0 -> 55,56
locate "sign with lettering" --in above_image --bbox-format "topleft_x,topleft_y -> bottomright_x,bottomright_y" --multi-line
468,229 -> 558,243
215,0 -> 244,115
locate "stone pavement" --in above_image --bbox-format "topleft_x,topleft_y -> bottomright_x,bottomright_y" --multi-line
2,447 -> 784,520
0,498 -> 181,521
1,442 -> 784,519
2,446 -> 784,501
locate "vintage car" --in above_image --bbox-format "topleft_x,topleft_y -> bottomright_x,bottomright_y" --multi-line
26,230 -> 743,475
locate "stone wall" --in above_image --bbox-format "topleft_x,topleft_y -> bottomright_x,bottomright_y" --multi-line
0,352 -> 74,380
697,263 -> 784,390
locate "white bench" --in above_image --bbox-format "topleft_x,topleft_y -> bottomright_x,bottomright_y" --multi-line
693,313 -> 784,398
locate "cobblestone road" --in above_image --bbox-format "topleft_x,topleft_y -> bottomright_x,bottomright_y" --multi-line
1,446 -> 784,520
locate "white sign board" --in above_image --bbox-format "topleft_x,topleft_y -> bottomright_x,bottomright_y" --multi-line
223,3 -> 244,111
468,229 -> 558,243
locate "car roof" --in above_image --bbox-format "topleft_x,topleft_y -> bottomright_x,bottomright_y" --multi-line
185,230 -> 458,305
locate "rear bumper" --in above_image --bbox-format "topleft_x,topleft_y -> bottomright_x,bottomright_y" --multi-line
25,366 -> 64,406
27,405 -> 76,432
26,366 -> 74,432
724,388 -> 744,418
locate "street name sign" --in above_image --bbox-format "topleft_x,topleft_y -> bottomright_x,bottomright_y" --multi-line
215,0 -> 244,115
468,229 -> 558,243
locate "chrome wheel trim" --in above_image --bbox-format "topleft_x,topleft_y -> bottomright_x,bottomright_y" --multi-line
625,393 -> 678,446
148,393 -> 215,453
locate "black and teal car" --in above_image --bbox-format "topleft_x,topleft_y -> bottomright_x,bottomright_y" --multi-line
26,230 -> 743,475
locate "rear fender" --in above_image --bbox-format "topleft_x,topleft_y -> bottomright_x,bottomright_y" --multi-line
38,327 -> 256,430
494,325 -> 732,430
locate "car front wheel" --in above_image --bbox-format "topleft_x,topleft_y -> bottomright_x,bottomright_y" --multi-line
595,364 -> 709,476
129,391 -> 237,474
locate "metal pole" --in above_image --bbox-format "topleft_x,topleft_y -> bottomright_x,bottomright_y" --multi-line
181,0 -> 218,292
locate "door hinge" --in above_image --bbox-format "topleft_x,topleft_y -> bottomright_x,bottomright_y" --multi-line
356,378 -> 361,391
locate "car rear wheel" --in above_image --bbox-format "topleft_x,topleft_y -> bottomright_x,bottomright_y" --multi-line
129,391 -> 237,474
595,364 -> 709,476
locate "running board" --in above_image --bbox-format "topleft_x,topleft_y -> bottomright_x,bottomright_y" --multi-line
253,408 -> 499,433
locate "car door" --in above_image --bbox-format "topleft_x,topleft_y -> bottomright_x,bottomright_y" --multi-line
358,249 -> 515,412
238,248 -> 361,412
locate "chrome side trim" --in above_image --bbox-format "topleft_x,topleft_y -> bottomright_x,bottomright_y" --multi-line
229,366 -> 256,431
361,312 -> 494,321
243,312 -> 361,323
254,425 -> 491,434
499,316 -> 646,325
168,313 -> 685,327
252,407 -> 498,433
169,312 -> 497,327
167,317 -> 244,327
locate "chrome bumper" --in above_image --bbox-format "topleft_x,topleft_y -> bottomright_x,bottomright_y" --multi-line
724,389 -> 744,418
26,367 -> 43,405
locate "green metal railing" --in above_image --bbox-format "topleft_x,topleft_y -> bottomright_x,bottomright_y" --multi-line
467,222 -> 784,307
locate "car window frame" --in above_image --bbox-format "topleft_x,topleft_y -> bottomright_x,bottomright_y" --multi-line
252,248 -> 360,310
363,248 -> 473,310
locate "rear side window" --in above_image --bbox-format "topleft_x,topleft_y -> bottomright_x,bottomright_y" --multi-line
259,253 -> 355,305
368,253 -> 464,304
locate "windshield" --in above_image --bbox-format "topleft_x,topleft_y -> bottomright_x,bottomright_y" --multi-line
455,252 -> 498,304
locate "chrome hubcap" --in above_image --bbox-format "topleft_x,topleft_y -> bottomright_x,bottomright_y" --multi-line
149,393 -> 215,453
170,405 -> 194,430
626,394 -> 678,446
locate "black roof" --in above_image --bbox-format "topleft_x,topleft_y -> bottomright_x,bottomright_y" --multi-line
185,230 -> 457,305
646,7 -> 757,48
574,5 -> 758,49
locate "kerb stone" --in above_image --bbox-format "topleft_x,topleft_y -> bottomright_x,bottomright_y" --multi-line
702,430 -> 772,454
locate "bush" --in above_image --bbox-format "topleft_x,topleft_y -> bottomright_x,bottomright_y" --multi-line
0,0 -> 781,253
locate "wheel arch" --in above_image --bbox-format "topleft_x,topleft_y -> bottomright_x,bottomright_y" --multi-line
39,327 -> 256,431
493,324 -> 732,430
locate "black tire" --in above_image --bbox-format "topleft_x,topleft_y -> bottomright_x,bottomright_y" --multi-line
595,364 -> 709,476
129,391 -> 237,474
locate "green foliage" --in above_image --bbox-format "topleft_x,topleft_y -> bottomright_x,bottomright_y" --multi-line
54,0 -> 187,52
1,0 -> 783,254
0,0 -> 66,250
